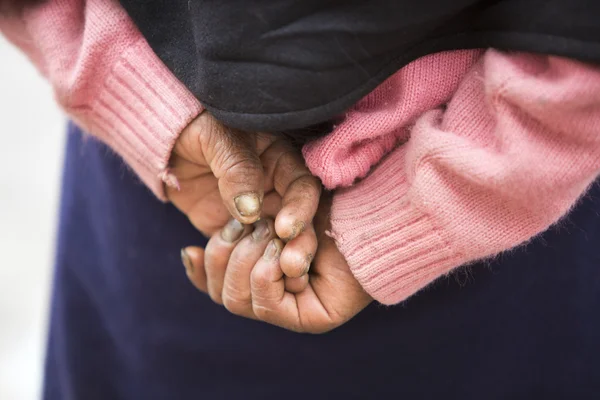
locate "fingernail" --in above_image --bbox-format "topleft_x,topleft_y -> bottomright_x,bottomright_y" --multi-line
263,239 -> 283,261
234,193 -> 261,217
221,219 -> 244,242
252,219 -> 270,241
303,253 -> 314,274
181,248 -> 193,274
285,220 -> 306,241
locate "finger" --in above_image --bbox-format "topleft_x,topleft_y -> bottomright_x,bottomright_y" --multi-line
261,191 -> 282,220
204,219 -> 250,304
200,117 -> 271,224
279,223 -> 317,278
274,174 -> 321,241
181,246 -> 207,292
222,219 -> 276,318
261,141 -> 322,241
284,275 -> 309,294
251,239 -> 334,334
250,239 -> 305,332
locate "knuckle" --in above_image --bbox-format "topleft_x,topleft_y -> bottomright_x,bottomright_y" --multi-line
221,156 -> 261,186
279,150 -> 304,174
273,173 -> 289,193
206,131 -> 259,180
272,150 -> 306,184
199,123 -> 254,172
294,176 -> 322,199
222,292 -> 250,315
250,268 -> 271,292
212,145 -> 240,176
282,178 -> 321,211
255,132 -> 277,151
281,263 -> 304,279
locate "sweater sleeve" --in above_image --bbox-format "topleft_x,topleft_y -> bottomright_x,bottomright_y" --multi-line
0,0 -> 203,199
305,49 -> 600,305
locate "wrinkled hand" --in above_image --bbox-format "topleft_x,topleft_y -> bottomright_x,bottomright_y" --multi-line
169,111 -> 321,279
182,195 -> 373,334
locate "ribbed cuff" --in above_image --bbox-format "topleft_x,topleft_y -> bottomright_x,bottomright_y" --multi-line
329,149 -> 464,305
88,38 -> 203,200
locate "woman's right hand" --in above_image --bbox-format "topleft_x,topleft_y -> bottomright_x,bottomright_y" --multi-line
182,195 -> 373,333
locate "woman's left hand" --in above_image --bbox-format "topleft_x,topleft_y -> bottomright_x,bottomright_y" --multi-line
181,196 -> 373,334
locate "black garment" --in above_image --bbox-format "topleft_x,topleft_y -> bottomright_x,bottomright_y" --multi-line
120,0 -> 600,133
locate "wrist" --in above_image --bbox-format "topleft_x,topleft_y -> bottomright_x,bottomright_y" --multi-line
329,149 -> 463,305
93,38 -> 203,200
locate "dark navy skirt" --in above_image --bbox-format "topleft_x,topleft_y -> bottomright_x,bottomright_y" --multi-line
43,124 -> 600,400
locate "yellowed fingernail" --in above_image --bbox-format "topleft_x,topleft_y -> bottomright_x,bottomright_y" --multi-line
221,219 -> 244,242
234,193 -> 261,217
181,248 -> 193,274
263,239 -> 283,260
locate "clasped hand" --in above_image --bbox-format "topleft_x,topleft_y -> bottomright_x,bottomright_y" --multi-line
168,112 -> 372,333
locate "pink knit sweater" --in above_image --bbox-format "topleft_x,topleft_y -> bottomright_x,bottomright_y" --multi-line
3,1 -> 600,306
304,50 -> 600,304
0,0 -> 203,198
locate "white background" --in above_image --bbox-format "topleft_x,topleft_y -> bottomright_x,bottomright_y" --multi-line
0,36 -> 65,399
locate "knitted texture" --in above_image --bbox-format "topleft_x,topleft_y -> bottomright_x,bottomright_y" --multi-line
305,50 -> 600,304
303,50 -> 484,189
0,0 -> 203,199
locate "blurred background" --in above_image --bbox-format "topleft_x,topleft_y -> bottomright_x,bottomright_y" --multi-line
0,36 -> 65,399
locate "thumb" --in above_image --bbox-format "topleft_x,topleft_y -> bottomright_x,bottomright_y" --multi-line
200,116 -> 268,224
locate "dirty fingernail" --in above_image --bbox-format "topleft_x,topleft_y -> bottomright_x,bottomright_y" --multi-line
234,193 -> 261,217
221,219 -> 245,242
263,239 -> 283,260
252,219 -> 270,241
286,220 -> 306,241
181,248 -> 194,274
303,253 -> 314,275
